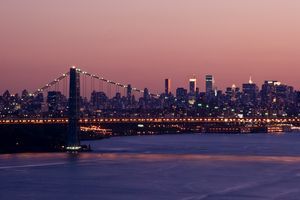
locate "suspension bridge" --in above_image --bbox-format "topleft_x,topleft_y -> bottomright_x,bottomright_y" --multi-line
30,66 -> 161,151
31,66 -> 160,99
1,66 -> 163,151
2,66 -> 300,152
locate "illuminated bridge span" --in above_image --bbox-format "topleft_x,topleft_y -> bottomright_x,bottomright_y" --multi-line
30,65 -> 161,147
4,67 -> 299,151
31,66 -> 160,98
1,117 -> 300,125
26,66 -> 161,151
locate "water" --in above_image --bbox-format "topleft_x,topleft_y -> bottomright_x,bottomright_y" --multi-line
2,133 -> 300,200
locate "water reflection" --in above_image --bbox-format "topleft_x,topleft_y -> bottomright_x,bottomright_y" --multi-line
2,134 -> 300,200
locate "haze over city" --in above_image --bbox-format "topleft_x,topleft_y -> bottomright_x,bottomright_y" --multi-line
1,0 -> 300,93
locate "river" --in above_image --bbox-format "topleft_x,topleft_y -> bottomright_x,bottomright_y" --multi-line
1,133 -> 300,200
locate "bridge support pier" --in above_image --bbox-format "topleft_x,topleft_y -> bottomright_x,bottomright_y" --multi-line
66,67 -> 81,151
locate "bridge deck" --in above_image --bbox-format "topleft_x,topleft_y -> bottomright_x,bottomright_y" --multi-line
0,117 -> 299,125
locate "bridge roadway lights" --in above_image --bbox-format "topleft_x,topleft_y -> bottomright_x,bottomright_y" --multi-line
1,117 -> 300,125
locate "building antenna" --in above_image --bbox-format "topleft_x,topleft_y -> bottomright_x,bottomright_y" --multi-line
249,76 -> 253,84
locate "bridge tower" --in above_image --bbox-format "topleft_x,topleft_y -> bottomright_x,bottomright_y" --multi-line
66,67 -> 81,150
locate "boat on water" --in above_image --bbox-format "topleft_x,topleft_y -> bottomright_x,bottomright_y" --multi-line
80,125 -> 112,140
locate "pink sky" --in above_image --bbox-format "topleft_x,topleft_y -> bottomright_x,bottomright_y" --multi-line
1,0 -> 300,94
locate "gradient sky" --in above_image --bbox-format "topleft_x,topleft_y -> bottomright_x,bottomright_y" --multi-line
1,0 -> 300,94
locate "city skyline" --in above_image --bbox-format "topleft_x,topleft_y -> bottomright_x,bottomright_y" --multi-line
0,69 -> 297,95
1,67 -> 299,120
1,1 -> 300,93
3,1 -> 300,198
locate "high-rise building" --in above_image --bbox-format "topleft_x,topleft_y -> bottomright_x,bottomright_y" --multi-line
261,80 -> 281,106
225,87 -> 233,99
176,87 -> 187,100
21,90 -> 29,100
189,76 -> 196,94
242,77 -> 259,105
165,79 -> 171,95
2,90 -> 10,101
127,84 -> 132,99
205,75 -> 214,95
91,91 -> 108,109
47,91 -> 63,112
276,84 -> 293,101
143,88 -> 150,100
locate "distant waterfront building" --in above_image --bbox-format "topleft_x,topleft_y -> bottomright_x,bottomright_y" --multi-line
35,93 -> 44,103
205,75 -> 214,96
165,79 -> 171,95
225,87 -> 233,97
261,80 -> 281,106
21,90 -> 29,100
144,88 -> 150,100
242,77 -> 259,105
2,90 -> 10,101
196,87 -> 200,96
127,84 -> 132,99
91,91 -> 108,109
31,93 -> 44,112
176,87 -> 187,100
189,76 -> 197,94
47,91 -> 64,112
2,74 -> 300,119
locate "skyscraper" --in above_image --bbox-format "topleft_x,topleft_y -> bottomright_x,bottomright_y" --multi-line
176,87 -> 187,100
144,88 -> 150,100
261,80 -> 281,106
127,84 -> 132,99
47,91 -> 63,112
242,77 -> 259,105
91,91 -> 108,109
165,79 -> 171,95
205,75 -> 214,95
189,76 -> 196,94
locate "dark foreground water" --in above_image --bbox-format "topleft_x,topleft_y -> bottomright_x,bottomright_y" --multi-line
2,133 -> 300,200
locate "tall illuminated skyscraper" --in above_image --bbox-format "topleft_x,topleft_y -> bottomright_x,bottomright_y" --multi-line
189,76 -> 197,94
242,77 -> 259,105
165,79 -> 171,95
127,84 -> 132,98
205,75 -> 214,95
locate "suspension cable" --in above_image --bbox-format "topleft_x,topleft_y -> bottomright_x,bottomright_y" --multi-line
31,68 -> 160,98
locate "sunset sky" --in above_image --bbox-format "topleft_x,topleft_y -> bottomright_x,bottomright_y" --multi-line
1,0 -> 300,94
